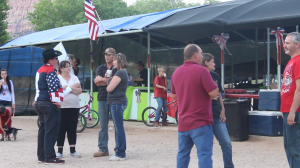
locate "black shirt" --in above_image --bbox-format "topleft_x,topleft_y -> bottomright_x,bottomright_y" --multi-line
136,68 -> 148,86
210,71 -> 223,117
107,70 -> 128,105
73,67 -> 79,76
96,64 -> 117,101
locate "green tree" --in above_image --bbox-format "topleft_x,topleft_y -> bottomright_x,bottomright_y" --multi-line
130,0 -> 201,14
0,0 -> 10,45
203,0 -> 221,5
28,0 -> 137,32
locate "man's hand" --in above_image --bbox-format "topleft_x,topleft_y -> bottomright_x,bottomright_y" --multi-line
53,102 -> 61,108
220,109 -> 226,122
32,101 -> 35,107
287,113 -> 296,125
163,87 -> 168,91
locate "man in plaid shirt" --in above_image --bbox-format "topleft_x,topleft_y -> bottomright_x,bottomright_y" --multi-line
93,47 -> 117,157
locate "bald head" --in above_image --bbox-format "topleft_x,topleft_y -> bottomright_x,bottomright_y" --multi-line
184,44 -> 200,61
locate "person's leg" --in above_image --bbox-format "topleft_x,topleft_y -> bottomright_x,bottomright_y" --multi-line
177,131 -> 194,168
191,125 -> 213,168
35,101 -> 46,161
6,107 -> 12,115
110,103 -> 127,158
283,112 -> 300,167
213,117 -> 234,168
97,101 -> 109,153
155,97 -> 163,122
56,108 -> 68,155
162,98 -> 168,123
66,108 -> 79,153
43,102 -> 61,162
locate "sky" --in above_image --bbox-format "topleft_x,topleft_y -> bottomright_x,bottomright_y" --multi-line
124,0 -> 232,5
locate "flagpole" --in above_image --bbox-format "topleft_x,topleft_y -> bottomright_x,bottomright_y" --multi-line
90,40 -> 93,108
221,33 -> 224,90
94,10 -> 106,34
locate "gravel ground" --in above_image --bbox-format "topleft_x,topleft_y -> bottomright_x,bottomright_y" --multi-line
0,116 -> 288,168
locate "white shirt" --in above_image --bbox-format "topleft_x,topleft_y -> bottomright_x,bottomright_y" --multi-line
58,75 -> 80,108
0,80 -> 15,104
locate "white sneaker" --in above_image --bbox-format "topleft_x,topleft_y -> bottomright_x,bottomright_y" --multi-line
109,155 -> 126,161
56,152 -> 63,158
70,152 -> 81,158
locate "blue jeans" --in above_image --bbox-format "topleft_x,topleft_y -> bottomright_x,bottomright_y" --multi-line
110,103 -> 128,158
98,101 -> 110,153
212,117 -> 234,168
177,125 -> 213,168
283,112 -> 300,168
155,97 -> 168,122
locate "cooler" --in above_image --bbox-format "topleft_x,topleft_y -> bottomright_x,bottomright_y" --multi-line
224,99 -> 250,141
249,111 -> 283,136
258,89 -> 281,111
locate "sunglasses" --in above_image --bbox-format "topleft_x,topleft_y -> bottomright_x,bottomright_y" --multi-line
52,57 -> 58,60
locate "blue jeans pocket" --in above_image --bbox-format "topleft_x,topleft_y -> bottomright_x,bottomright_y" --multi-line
196,126 -> 209,136
121,103 -> 128,111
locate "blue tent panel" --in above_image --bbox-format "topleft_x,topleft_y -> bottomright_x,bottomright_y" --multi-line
0,47 -> 44,77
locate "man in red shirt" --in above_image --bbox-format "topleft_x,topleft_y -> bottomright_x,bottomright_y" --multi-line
153,67 -> 168,126
281,32 -> 300,168
171,44 -> 219,168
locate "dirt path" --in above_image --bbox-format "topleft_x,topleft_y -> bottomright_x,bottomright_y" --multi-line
0,116 -> 288,168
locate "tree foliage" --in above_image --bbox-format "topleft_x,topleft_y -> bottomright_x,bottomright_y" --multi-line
203,0 -> 221,5
28,0 -> 220,32
0,0 -> 10,45
130,0 -> 201,14
28,0 -> 137,32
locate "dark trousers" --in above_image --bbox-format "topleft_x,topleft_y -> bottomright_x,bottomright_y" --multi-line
57,108 -> 79,147
35,101 -> 61,162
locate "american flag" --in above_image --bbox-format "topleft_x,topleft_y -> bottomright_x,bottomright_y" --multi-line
85,0 -> 99,41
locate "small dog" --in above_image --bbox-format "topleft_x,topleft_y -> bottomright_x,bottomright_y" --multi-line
3,125 -> 22,141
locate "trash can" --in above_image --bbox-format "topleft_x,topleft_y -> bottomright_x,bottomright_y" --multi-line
224,99 -> 250,141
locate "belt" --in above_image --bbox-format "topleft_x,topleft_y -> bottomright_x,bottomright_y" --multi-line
37,100 -> 52,102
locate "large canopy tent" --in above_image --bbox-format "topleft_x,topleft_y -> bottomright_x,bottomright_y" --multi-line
144,0 -> 300,88
1,0 -> 300,114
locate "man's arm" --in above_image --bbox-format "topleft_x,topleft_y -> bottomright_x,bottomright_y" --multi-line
287,79 -> 300,125
208,88 -> 219,98
94,75 -> 109,86
132,78 -> 144,82
46,72 -> 62,107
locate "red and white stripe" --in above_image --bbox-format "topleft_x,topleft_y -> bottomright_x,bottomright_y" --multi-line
85,0 -> 99,41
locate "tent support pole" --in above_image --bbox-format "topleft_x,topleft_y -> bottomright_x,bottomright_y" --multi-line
221,33 -> 224,90
147,33 -> 151,123
90,40 -> 93,105
267,28 -> 270,89
255,29 -> 258,84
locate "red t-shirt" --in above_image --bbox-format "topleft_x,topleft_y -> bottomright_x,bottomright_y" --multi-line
154,75 -> 167,99
171,61 -> 218,131
281,54 -> 300,113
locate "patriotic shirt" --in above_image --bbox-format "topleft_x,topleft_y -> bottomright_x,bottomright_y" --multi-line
281,54 -> 300,113
34,64 -> 63,102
